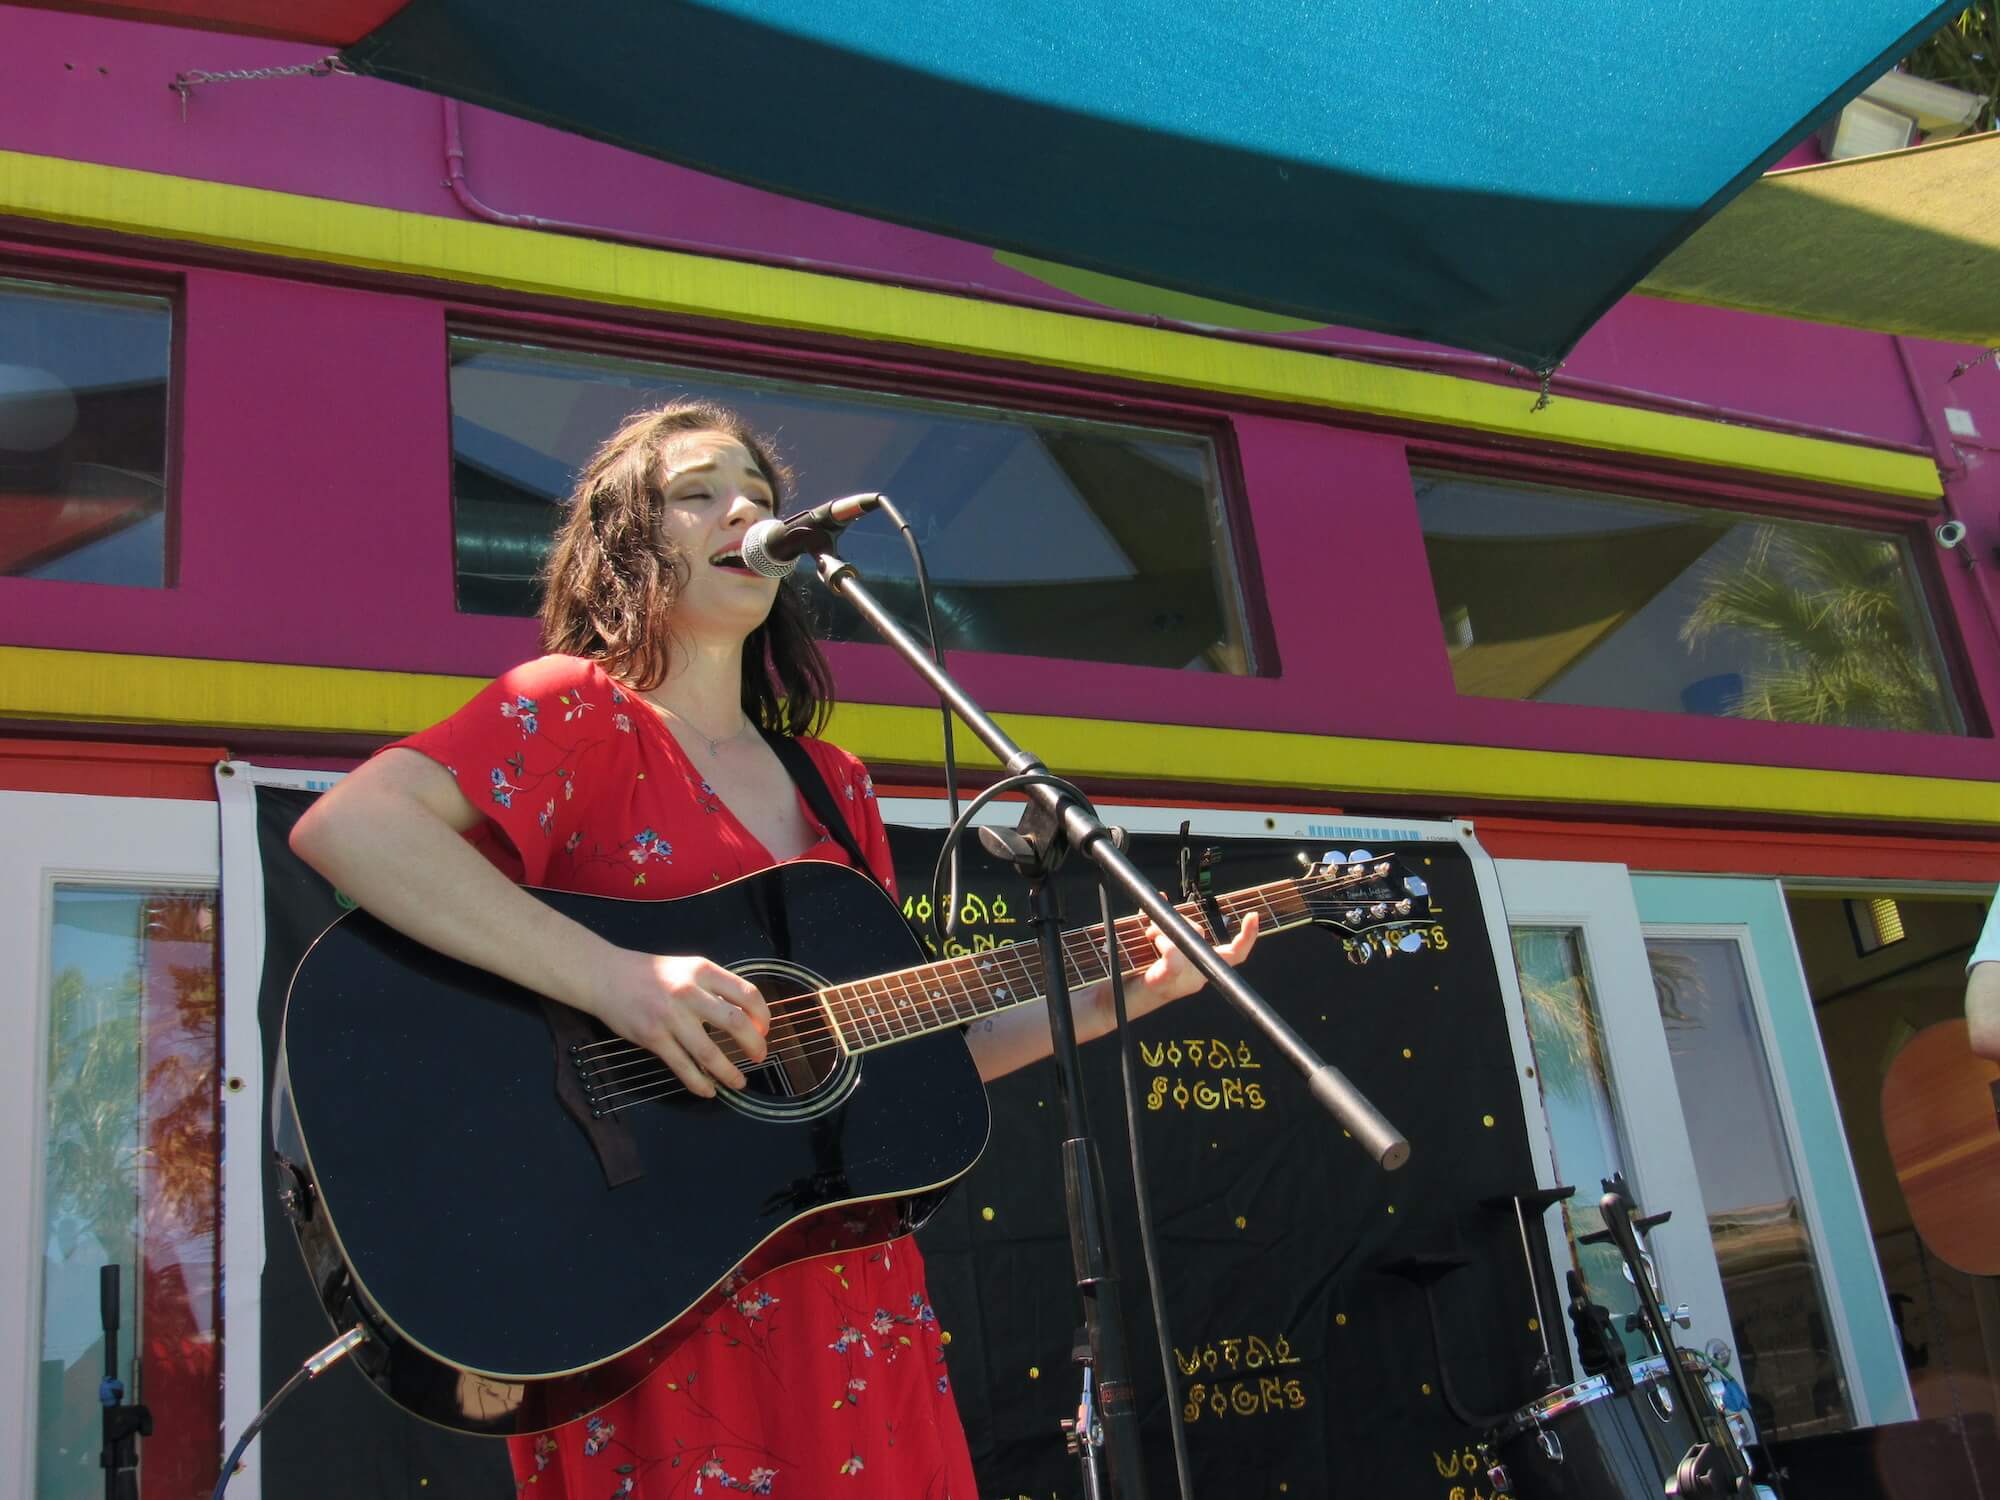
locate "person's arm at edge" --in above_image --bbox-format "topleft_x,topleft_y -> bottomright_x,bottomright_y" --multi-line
1965,892 -> 2000,1064
289,747 -> 767,1095
1967,961 -> 2000,1062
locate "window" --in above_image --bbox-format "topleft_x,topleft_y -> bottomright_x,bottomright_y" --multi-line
0,277 -> 173,588
38,887 -> 219,1499
1415,469 -> 1961,733
449,337 -> 1255,672
1511,925 -> 1653,1362
1647,933 -> 1850,1439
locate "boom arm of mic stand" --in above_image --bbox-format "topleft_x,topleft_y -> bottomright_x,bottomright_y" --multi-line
812,551 -> 1409,1171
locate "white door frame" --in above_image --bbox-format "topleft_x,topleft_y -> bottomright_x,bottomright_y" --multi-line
1635,868 -> 1921,1427
0,790 -> 220,1500
213,761 -> 344,1500
1494,859 -> 1737,1369
1642,918 -> 1882,1424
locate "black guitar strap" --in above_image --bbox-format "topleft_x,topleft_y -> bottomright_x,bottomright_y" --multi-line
759,729 -> 888,894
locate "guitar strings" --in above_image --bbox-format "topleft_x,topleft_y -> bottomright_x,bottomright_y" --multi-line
574,872 -> 1384,1078
577,883 -> 1281,1068
576,873 -> 1403,1110
580,911 -> 1190,1088
578,895 -> 1252,1108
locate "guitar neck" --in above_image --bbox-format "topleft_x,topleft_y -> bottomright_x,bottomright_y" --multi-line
820,877 -> 1317,1052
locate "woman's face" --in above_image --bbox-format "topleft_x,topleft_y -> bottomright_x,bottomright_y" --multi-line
654,429 -> 783,640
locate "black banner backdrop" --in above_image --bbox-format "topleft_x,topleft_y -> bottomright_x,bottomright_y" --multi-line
246,784 -> 1550,1498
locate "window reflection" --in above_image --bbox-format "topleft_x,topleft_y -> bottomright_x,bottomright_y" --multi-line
39,888 -> 219,1499
1648,934 -> 1850,1439
1416,470 -> 1959,734
1512,925 -> 1652,1363
449,338 -> 1253,673
1,278 -> 173,588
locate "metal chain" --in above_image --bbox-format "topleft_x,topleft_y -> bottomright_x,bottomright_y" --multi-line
1531,362 -> 1562,413
1950,347 -> 2000,382
171,54 -> 353,120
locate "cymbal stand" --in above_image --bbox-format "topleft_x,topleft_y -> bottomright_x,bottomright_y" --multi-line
1482,1184 -> 1578,1392
1594,1175 -> 1754,1498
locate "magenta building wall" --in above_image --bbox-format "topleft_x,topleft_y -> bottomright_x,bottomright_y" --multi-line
4,5 -> 1998,787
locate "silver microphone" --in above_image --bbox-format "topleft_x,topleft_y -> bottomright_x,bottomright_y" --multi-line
738,493 -> 884,578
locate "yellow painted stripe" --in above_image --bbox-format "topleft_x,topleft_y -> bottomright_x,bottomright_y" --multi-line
0,150 -> 1940,502
4,647 -> 1991,829
0,648 -> 483,737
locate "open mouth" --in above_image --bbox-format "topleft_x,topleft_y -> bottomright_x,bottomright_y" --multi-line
709,548 -> 751,572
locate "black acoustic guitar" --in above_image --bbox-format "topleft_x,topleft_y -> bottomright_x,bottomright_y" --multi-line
273,851 -> 1430,1435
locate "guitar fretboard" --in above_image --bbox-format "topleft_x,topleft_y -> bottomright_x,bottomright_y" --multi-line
820,877 -> 1319,1051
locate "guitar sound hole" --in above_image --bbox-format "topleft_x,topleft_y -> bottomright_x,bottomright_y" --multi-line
738,974 -> 842,1100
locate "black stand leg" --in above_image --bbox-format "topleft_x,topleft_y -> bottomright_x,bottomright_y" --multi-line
984,818 -> 1146,1498
99,1264 -> 152,1500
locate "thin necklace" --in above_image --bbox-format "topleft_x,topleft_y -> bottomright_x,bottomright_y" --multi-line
653,701 -> 753,758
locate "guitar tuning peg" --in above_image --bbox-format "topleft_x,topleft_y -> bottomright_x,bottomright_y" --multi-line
1298,852 -> 1315,870
1373,861 -> 1392,877
1394,899 -> 1412,916
1345,863 -> 1366,879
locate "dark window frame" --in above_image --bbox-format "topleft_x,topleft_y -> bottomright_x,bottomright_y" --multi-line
0,254 -> 185,589
441,312 -> 1276,677
1404,438 -> 1977,736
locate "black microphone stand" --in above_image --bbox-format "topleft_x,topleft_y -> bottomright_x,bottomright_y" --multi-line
98,1264 -> 151,1500
803,545 -> 1410,1499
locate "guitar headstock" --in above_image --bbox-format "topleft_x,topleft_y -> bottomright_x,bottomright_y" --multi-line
1297,850 -> 1433,943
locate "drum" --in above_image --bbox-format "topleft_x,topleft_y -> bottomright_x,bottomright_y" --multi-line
1486,1353 -> 1709,1499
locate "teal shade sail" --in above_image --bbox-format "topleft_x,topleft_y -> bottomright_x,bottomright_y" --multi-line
342,1 -> 1957,368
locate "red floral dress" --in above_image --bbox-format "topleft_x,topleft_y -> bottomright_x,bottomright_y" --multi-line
390,654 -> 977,1499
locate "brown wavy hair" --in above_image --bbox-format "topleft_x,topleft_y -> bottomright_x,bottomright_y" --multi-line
538,398 -> 833,736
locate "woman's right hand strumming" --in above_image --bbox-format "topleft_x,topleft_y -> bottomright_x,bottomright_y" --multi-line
584,948 -> 770,1097
292,747 -> 771,1098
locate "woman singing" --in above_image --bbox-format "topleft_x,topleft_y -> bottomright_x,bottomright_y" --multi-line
290,398 -> 1257,1496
